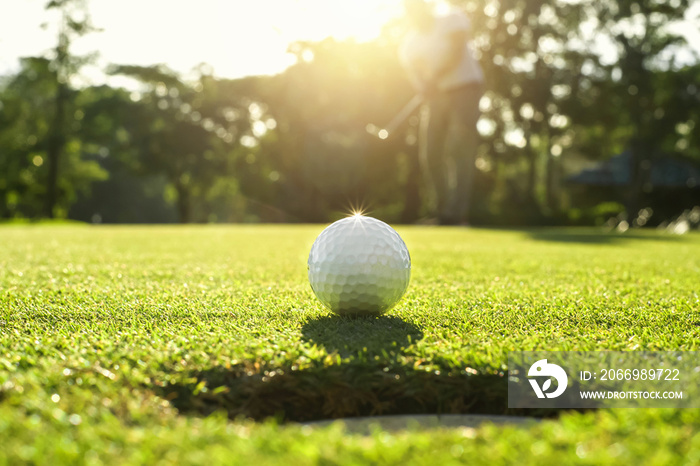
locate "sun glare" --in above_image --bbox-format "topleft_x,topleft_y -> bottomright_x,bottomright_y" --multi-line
3,0 -> 405,81
348,209 -> 366,218
211,0 -> 403,77
347,202 -> 370,218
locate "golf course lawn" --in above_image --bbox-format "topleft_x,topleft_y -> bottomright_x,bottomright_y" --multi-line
1,224 -> 699,464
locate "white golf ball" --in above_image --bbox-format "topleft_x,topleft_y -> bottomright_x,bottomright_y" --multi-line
308,215 -> 411,316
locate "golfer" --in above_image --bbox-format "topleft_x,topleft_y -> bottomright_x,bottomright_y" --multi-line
400,0 -> 484,225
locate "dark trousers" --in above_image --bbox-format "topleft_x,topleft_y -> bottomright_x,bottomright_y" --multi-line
420,82 -> 483,223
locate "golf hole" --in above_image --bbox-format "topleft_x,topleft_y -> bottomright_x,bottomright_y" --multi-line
303,414 -> 539,435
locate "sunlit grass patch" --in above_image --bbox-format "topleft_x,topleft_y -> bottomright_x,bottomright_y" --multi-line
1,225 -> 699,463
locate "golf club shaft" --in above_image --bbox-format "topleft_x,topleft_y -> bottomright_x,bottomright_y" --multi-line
366,94 -> 424,139
383,94 -> 424,135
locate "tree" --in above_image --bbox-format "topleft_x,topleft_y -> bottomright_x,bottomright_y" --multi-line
582,0 -> 694,217
42,0 -> 100,218
108,65 -> 252,223
452,0 -> 697,222
0,57 -> 107,219
250,38 -> 417,222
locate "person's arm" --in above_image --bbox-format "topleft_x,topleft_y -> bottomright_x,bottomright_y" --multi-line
404,61 -> 427,93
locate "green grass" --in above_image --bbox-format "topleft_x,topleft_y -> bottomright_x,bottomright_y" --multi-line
1,224 -> 699,464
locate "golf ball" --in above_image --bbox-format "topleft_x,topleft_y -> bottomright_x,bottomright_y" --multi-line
308,215 -> 411,316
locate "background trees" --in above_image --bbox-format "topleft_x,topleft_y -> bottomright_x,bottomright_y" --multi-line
1,0 -> 698,224
0,57 -> 107,219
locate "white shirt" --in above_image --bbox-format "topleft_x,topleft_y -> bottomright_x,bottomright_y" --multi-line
400,10 -> 484,91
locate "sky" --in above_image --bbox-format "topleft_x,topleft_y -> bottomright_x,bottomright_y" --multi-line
0,0 -> 698,84
0,0 -> 404,82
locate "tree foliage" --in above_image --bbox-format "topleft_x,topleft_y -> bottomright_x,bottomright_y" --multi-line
1,0 -> 699,224
0,58 -> 107,219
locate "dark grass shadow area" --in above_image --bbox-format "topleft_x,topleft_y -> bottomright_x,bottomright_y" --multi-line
527,228 -> 687,244
156,358 -> 522,422
300,314 -> 424,356
153,315 -> 567,423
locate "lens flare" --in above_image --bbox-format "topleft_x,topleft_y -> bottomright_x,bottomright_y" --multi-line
346,201 -> 371,218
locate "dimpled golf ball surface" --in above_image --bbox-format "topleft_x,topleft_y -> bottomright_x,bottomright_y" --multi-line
308,215 -> 411,316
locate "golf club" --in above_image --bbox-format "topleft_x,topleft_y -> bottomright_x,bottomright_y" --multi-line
366,94 -> 424,140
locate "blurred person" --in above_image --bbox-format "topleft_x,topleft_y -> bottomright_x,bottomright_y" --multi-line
399,0 -> 484,225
